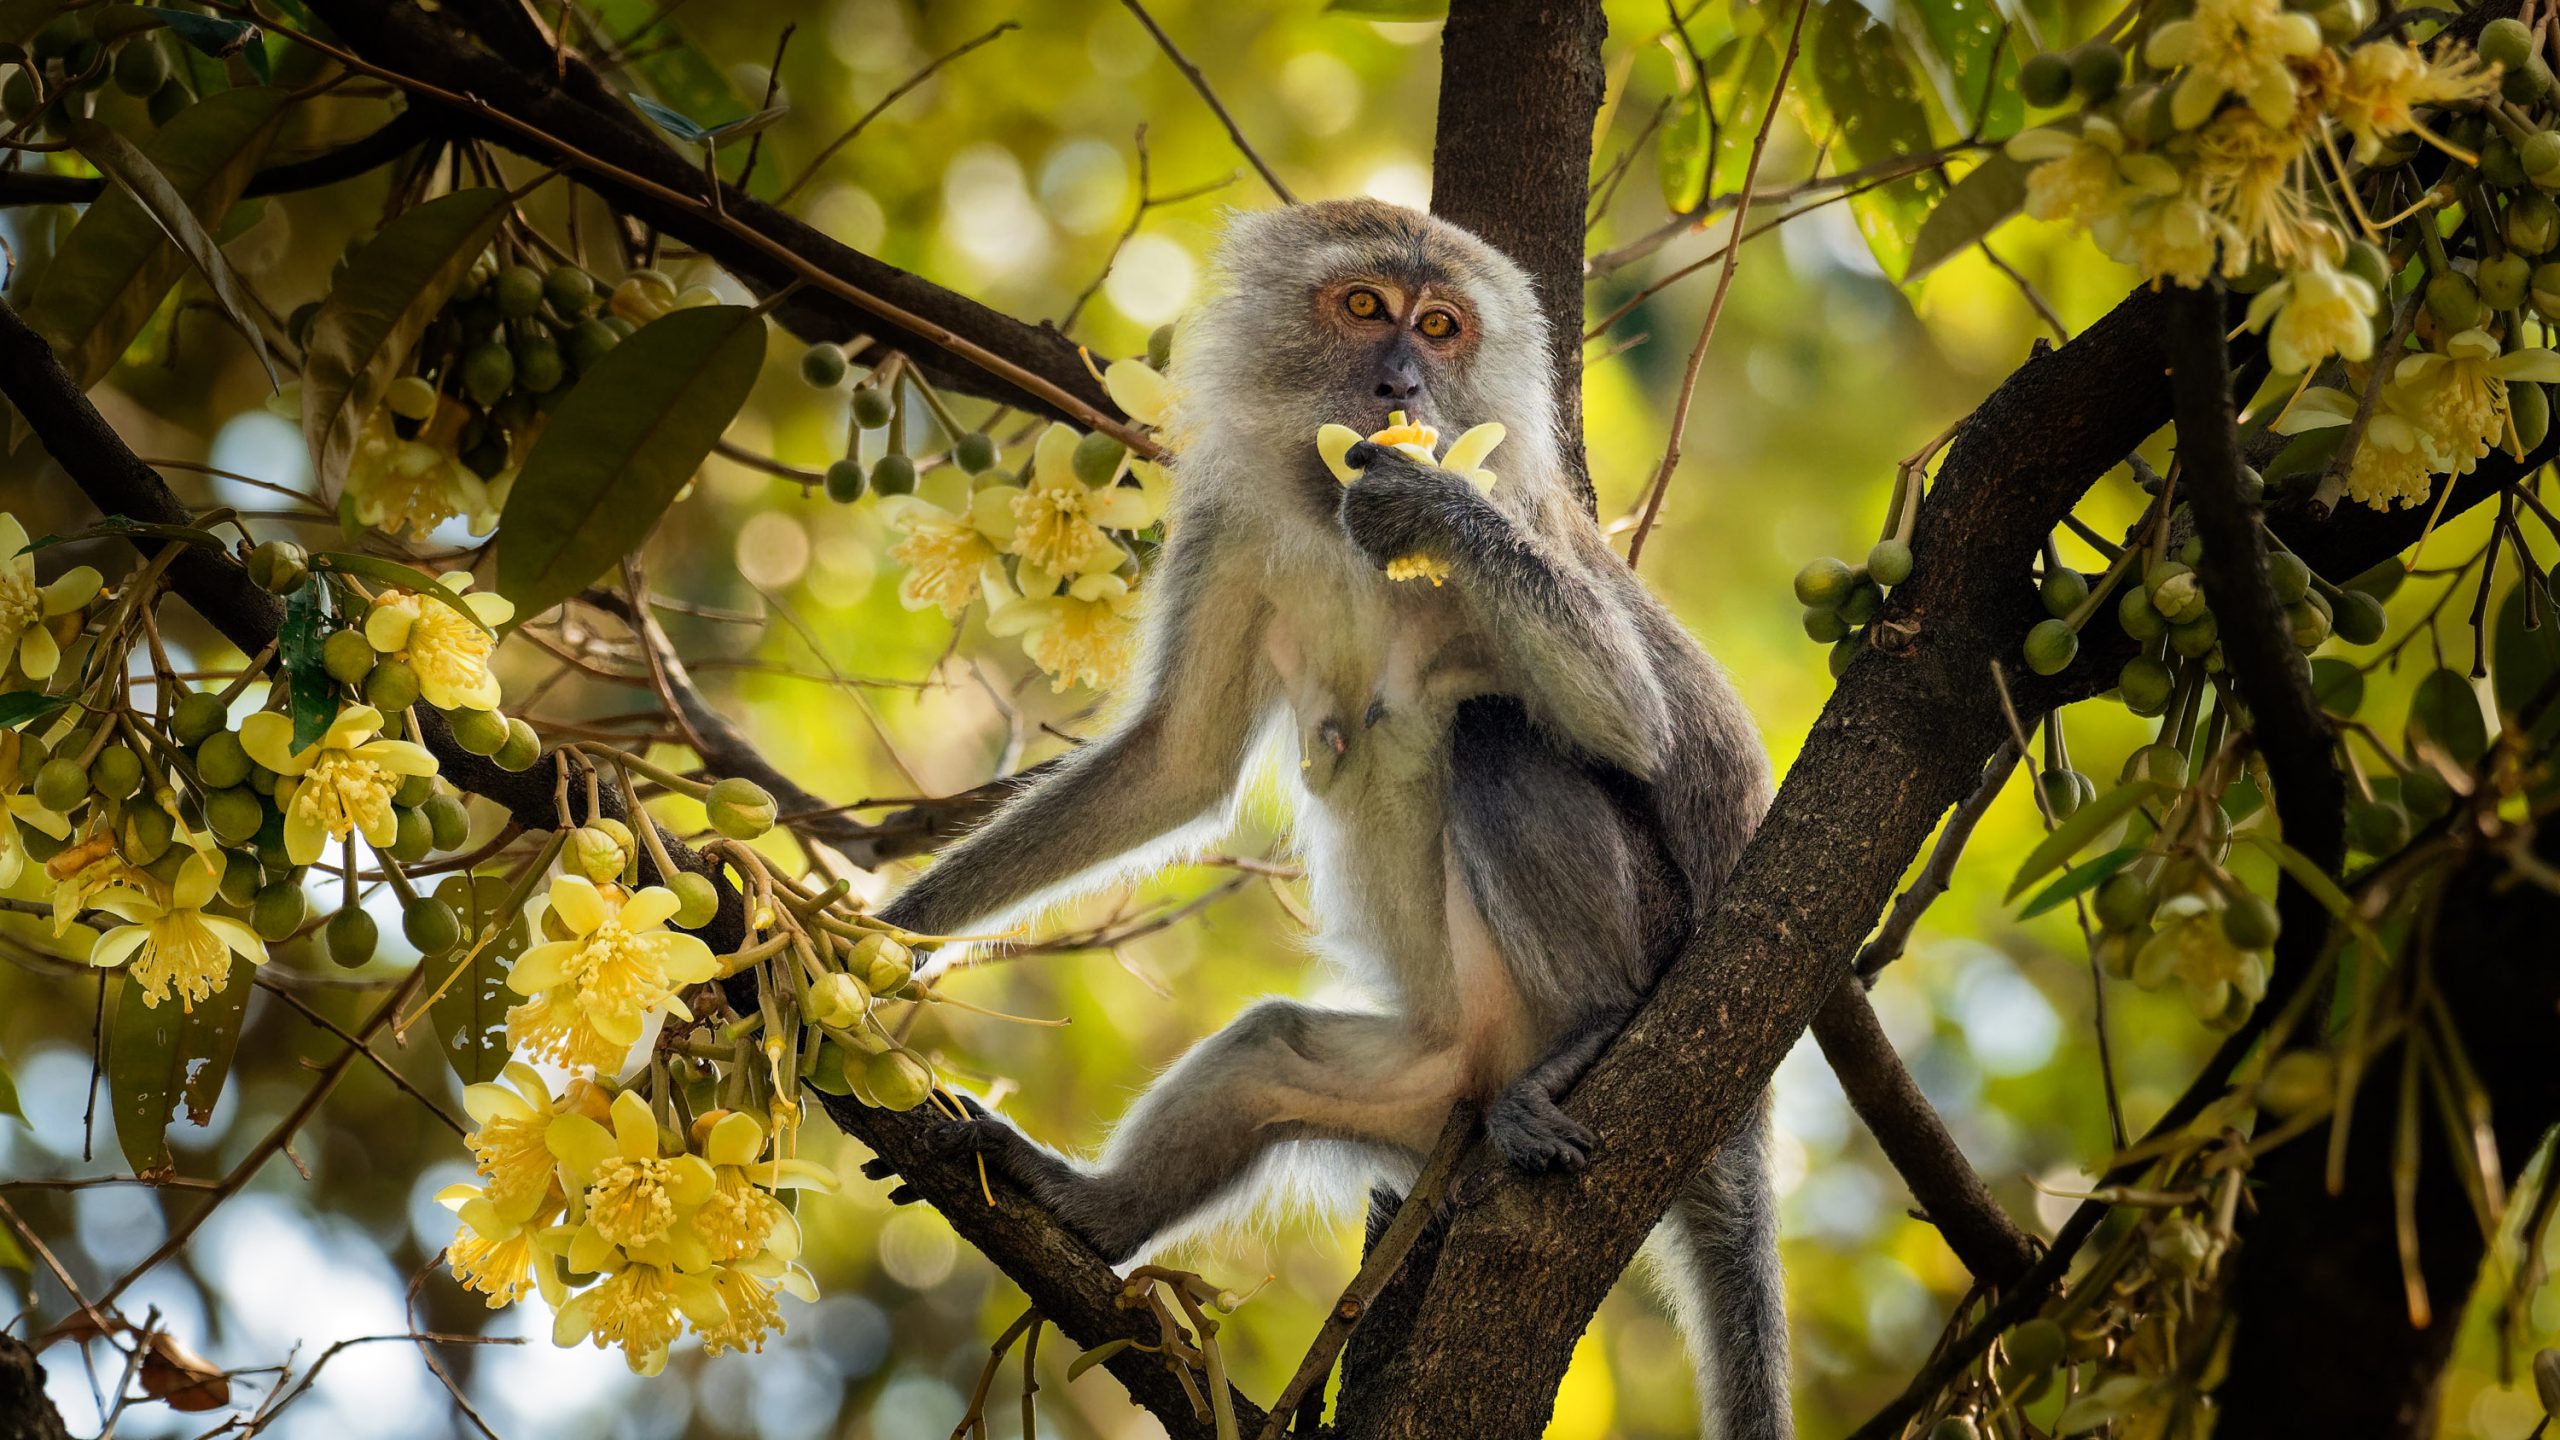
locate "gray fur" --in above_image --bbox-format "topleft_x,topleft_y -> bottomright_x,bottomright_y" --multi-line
875,199 -> 1785,1439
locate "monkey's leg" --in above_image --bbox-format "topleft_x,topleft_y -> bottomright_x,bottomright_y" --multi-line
888,1001 -> 1460,1264
1657,1099 -> 1792,1440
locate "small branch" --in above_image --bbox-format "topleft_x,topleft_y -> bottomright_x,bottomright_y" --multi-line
1854,739 -> 2019,980
774,22 -> 1018,207
1117,0 -> 1291,204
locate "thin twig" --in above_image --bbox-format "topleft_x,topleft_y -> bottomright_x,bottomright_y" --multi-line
1118,0 -> 1293,205
774,22 -> 1019,207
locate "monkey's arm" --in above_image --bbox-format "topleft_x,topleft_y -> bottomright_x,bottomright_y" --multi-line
879,541 -> 1270,938
1337,446 -> 1672,776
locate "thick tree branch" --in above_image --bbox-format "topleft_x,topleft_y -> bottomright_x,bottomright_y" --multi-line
0,299 -> 1253,1440
0,1333 -> 70,1440
0,110 -> 435,208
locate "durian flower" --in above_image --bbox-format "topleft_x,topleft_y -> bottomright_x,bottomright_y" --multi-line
0,734 -> 70,889
2135,893 -> 2270,1025
343,404 -> 503,538
2144,0 -> 2326,130
2388,328 -> 2560,470
504,876 -> 719,1071
2244,258 -> 2379,375
986,564 -> 1140,693
437,1181 -> 563,1308
0,512 -> 103,682
1102,358 -> 1171,428
695,1254 -> 819,1356
86,841 -> 266,1010
2332,40 -> 2501,161
878,493 -> 1005,618
551,1260 -> 722,1376
239,704 -> 439,865
2187,109 -> 2333,270
548,1089 -> 718,1274
690,1108 -> 833,1264
1313,410 -> 1507,584
2005,117 -> 2182,229
462,1062 -> 587,1225
2276,383 -> 2442,509
974,424 -> 1167,578
2093,191 -> 2238,288
363,574 -> 512,711
44,833 -> 132,936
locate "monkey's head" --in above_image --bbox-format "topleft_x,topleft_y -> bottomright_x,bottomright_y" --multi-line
1174,199 -> 1557,487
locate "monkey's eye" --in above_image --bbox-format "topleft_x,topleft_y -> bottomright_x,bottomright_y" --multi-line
1417,309 -> 1460,340
1343,288 -> 1385,320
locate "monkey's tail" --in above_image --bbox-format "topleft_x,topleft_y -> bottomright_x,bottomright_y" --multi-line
1655,1097 -> 1793,1440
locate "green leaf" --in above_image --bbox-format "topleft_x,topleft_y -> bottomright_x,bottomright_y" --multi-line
428,873 -> 532,1085
1811,1 -> 1945,279
1324,0 -> 1448,16
2006,780 -> 2166,900
2407,667 -> 2488,768
66,116 -> 276,390
0,1045 -> 23,1124
0,691 -> 71,730
1905,153 -> 2026,282
279,580 -> 335,752
21,515 -> 228,554
2019,844 -> 2138,918
137,6 -> 262,62
497,305 -> 767,621
1914,0 -> 2020,137
299,187 -> 509,498
0,1225 -> 26,1276
308,551 -> 495,634
16,86 -> 289,403
2491,579 -> 2560,750
629,92 -> 711,144
109,960 -> 256,1173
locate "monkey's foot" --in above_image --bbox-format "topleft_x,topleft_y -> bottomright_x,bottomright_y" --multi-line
1488,1083 -> 1594,1173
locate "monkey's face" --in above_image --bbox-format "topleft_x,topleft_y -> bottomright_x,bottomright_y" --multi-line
1308,274 -> 1479,434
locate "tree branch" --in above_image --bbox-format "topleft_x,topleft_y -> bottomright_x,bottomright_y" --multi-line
0,110 -> 436,208
0,1333 -> 71,1440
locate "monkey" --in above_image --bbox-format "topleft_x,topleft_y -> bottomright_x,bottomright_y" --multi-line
868,199 -> 1787,1439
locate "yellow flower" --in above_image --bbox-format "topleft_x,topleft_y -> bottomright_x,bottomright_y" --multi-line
2093,191 -> 2237,288
0,733 -> 71,890
436,1181 -> 562,1308
2144,0 -> 2325,129
86,842 -> 266,1010
552,1260 -> 722,1376
44,832 -> 132,936
1102,357 -> 1172,429
696,1259 -> 818,1356
363,574 -> 512,712
2243,258 -> 2378,374
2276,384 -> 2441,509
2332,40 -> 2500,161
238,704 -> 439,865
987,565 -> 1140,693
690,1109 -> 833,1263
975,424 -> 1167,578
343,405 -> 502,538
2187,109 -> 2333,270
548,1089 -> 718,1273
504,875 -> 719,1070
2134,893 -> 2269,1025
879,493 -> 1004,618
2391,328 -> 2560,470
0,512 -> 103,682
462,1062 -> 585,1226
2005,118 -> 2182,229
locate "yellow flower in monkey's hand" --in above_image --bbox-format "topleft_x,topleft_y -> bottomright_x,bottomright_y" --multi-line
1314,410 -> 1507,585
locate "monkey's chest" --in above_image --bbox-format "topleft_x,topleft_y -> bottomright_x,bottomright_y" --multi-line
1262,595 -> 1485,805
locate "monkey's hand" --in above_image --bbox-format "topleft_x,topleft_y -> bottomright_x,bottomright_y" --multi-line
1487,1075 -> 1596,1174
1336,440 -> 1492,579
858,1093 -> 1077,1208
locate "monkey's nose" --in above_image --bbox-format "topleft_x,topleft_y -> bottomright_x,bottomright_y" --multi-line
1374,356 -> 1423,402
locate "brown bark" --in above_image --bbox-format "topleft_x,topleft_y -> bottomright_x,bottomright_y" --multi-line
0,1334 -> 70,1440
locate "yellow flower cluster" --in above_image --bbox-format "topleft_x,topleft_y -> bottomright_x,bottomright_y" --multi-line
440,1074 -> 830,1373
504,874 -> 720,1072
363,574 -> 513,712
342,402 -> 508,538
879,360 -> 1173,692
239,704 -> 439,867
2278,328 -> 2560,508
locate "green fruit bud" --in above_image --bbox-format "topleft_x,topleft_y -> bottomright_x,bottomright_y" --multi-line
2171,612 -> 2220,659
1793,557 -> 1855,609
1802,606 -> 1847,643
2265,549 -> 2311,604
321,626 -> 375,684
543,265 -> 596,317
1072,431 -> 1125,487
570,823 -> 626,882
2507,58 -> 2554,106
2344,240 -> 2392,298
2069,41 -> 2124,101
122,803 -> 174,864
2425,271 -> 2483,330
217,848 -> 260,905
2482,16 -> 2536,69
870,454 -> 917,497
670,870 -> 719,929
2119,656 -> 2176,715
2330,589 -> 2387,645
449,707 -> 509,756
2285,597 -> 2333,649
386,373 -> 438,422
2039,767 -> 2090,819
170,690 -> 227,745
422,792 -> 470,851
855,933 -> 915,994
2515,381 -> 2550,451
386,806 -> 433,863
2399,766 -> 2453,820
1836,582 -> 1883,627
112,36 -> 168,96
2119,584 -> 2168,641
513,337 -> 565,394
251,882 -> 307,943
2023,618 -> 2078,676
194,729 -> 250,790
2530,1346 -> 2560,1417
1146,323 -> 1176,371
564,316 -> 619,373
2515,193 -> 2560,254
326,906 -> 378,968
1866,538 -> 1912,587
2221,891 -> 2279,948
493,717 -> 540,772
2040,568 -> 2089,619
2481,253 -> 2533,311
2126,742 -> 2186,786
245,539 -> 310,595
91,743 -> 142,799
2345,797 -> 2411,854
823,458 -> 866,503
2256,1050 -> 2333,1116
403,895 -> 462,955
851,386 -> 894,429
2095,871 -> 2154,931
2000,1318 -> 2067,1381
2152,571 -> 2208,624
1829,636 -> 1858,678
953,431 -> 998,474
2536,262 -> 2560,321
2483,137 -> 2529,190
462,341 -> 515,408
800,342 -> 848,388
707,776 -> 777,840
808,971 -> 872,1027
2019,51 -> 2072,107
2530,132 -> 2560,188
864,1050 -> 934,1111
364,658 -> 421,713
493,264 -> 545,319
204,786 -> 263,845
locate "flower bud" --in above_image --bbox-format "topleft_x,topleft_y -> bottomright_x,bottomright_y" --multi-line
2255,1050 -> 2333,1116
245,539 -> 310,595
2022,618 -> 2078,676
170,690 -> 228,746
364,657 -> 422,713
493,717 -> 541,772
251,881 -> 308,943
670,870 -> 719,929
808,971 -> 872,1028
1793,556 -> 1855,609
863,1050 -> 934,1112
2531,1346 -> 2560,1417
707,776 -> 777,840
326,906 -> 378,968
1866,538 -> 1912,587
570,823 -> 628,882
449,707 -> 509,756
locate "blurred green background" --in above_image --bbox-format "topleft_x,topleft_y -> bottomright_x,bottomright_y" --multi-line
2,0 -> 2554,1436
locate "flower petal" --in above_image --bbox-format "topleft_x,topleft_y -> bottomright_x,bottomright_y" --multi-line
549,875 -> 606,936
238,711 -> 309,776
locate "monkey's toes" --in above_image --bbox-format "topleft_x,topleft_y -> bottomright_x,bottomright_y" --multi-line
1488,1090 -> 1595,1174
